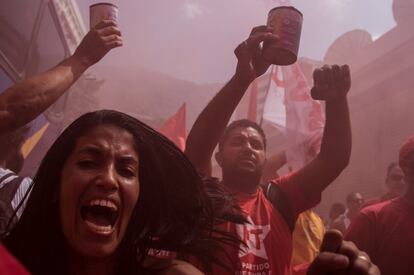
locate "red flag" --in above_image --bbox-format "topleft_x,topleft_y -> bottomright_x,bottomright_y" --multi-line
159,103 -> 187,151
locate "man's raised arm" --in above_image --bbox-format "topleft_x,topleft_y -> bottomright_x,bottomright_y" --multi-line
0,20 -> 122,133
185,26 -> 277,176
292,65 -> 352,196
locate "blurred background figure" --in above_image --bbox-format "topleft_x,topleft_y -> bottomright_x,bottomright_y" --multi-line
382,162 -> 405,199
0,127 -> 32,234
329,192 -> 364,234
364,162 -> 405,207
346,192 -> 365,222
328,202 -> 346,229
0,17 -> 123,235
346,134 -> 414,275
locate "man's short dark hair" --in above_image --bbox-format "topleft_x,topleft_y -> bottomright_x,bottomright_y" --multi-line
218,119 -> 267,151
0,126 -> 30,161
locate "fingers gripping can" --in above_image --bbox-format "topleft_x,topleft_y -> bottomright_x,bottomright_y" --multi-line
263,6 -> 303,65
90,3 -> 119,29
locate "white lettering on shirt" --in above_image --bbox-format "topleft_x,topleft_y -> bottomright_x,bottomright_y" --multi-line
236,216 -> 271,260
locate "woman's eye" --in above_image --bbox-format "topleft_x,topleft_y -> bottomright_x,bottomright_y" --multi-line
78,160 -> 98,169
119,168 -> 136,178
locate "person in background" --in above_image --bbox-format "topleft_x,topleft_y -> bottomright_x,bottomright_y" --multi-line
0,20 -> 122,134
346,134 -> 414,275
328,202 -> 346,231
364,162 -> 405,207
0,126 -> 31,233
185,25 -> 352,275
330,192 -> 364,234
346,192 -> 364,224
0,20 -> 122,232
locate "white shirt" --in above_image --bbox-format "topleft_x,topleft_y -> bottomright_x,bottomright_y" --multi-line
0,167 -> 32,218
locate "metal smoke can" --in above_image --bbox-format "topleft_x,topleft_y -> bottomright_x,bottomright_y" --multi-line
90,3 -> 119,29
262,6 -> 303,65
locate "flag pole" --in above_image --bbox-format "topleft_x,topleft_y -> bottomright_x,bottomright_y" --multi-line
259,65 -> 276,126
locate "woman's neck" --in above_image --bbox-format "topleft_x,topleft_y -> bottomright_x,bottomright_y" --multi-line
68,253 -> 115,275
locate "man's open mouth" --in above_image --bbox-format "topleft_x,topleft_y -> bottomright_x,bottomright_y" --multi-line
80,199 -> 119,234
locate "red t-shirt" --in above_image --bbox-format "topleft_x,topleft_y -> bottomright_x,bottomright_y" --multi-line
210,173 -> 320,275
363,192 -> 399,208
345,197 -> 414,275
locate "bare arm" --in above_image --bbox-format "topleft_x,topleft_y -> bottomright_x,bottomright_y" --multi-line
0,20 -> 122,133
291,65 -> 352,196
185,26 -> 278,176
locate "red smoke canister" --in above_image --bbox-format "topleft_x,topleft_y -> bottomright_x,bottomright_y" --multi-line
90,3 -> 119,29
263,6 -> 303,65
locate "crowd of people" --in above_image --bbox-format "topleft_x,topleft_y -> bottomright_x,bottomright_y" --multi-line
0,19 -> 411,275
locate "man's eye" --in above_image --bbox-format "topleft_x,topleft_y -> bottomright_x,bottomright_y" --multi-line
230,139 -> 244,145
251,141 -> 263,149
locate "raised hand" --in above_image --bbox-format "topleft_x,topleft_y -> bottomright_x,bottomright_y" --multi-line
308,230 -> 380,275
311,65 -> 351,102
72,20 -> 123,68
234,26 -> 279,87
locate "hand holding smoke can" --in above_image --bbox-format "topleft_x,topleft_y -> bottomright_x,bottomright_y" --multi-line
74,3 -> 122,67
262,6 -> 303,65
90,3 -> 119,29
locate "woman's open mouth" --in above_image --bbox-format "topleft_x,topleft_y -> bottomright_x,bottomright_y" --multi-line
80,199 -> 119,235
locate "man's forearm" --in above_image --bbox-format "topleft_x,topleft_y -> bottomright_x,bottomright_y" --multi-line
185,75 -> 250,172
295,97 -> 351,197
319,97 -> 351,173
0,55 -> 88,133
293,65 -> 351,196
